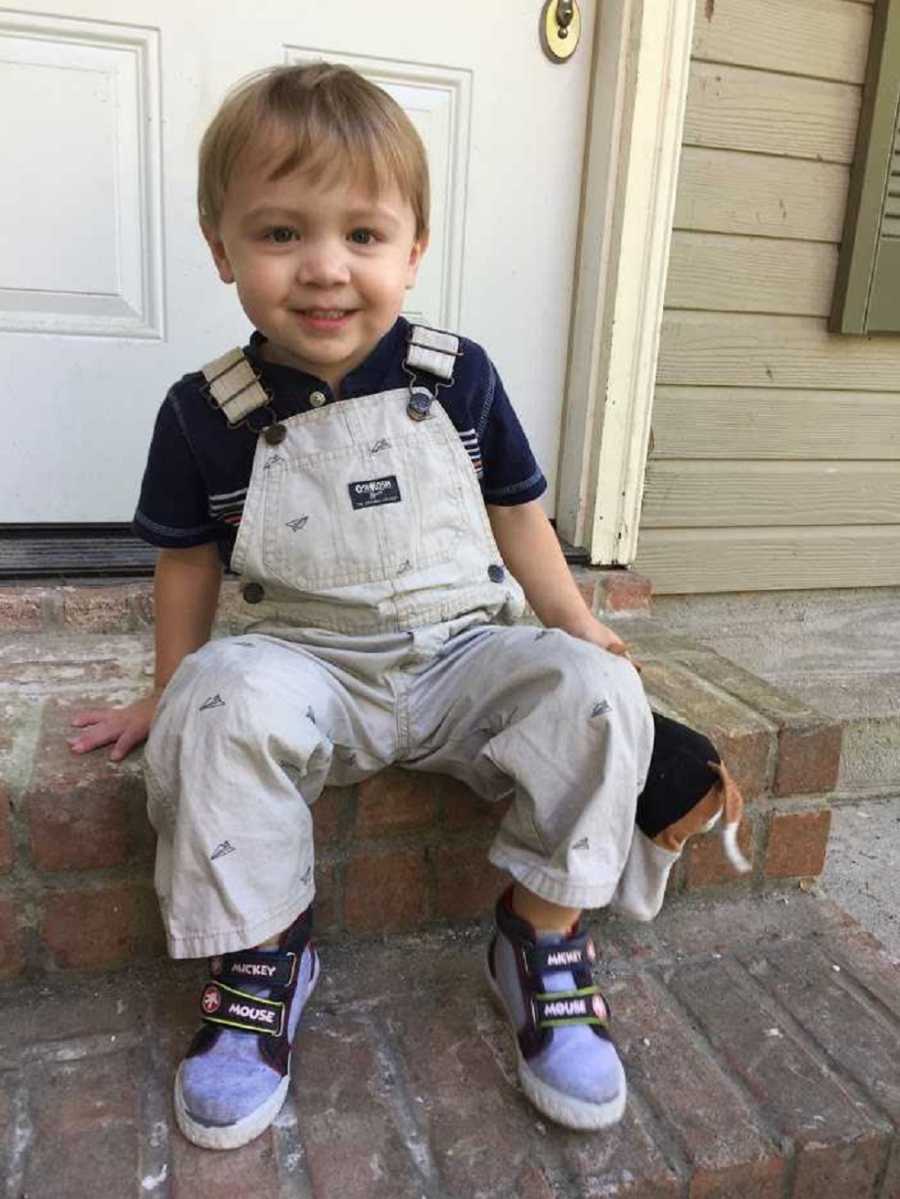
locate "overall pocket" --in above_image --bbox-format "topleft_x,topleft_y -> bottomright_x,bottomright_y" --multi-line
259,420 -> 470,591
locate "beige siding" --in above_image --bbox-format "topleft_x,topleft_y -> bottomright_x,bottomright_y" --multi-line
637,0 -> 900,593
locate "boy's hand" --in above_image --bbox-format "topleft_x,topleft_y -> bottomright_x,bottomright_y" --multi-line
571,617 -> 642,673
68,692 -> 161,761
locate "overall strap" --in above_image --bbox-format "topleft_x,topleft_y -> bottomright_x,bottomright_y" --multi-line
202,348 -> 270,426
405,325 -> 461,384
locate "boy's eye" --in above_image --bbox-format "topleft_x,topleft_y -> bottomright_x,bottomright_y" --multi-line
349,228 -> 376,245
266,227 -> 296,244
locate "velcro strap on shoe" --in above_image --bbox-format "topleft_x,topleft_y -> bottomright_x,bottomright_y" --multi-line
527,932 -> 596,977
209,949 -> 297,990
534,987 -> 608,1030
200,981 -> 285,1037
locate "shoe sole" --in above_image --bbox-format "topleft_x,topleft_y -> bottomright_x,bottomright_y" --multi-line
484,953 -> 626,1131
174,950 -> 320,1150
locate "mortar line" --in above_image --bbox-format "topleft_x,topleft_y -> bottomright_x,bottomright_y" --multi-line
3,1076 -> 33,1199
624,1077 -> 692,1198
358,1008 -> 446,1199
647,963 -> 797,1191
736,944 -> 900,1136
731,952 -> 896,1195
271,1091 -> 315,1199
137,1037 -> 171,1198
640,968 -> 785,1154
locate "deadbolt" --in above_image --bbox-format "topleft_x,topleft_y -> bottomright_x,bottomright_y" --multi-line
540,0 -> 581,63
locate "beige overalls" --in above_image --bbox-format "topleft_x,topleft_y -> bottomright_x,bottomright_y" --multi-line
144,328 -> 655,959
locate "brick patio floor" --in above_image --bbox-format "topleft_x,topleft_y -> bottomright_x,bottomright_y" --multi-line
2,890 -> 899,1199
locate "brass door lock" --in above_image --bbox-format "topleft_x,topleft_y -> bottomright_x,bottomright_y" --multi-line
540,0 -> 581,63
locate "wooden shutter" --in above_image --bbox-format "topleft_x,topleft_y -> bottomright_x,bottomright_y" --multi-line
831,0 -> 900,334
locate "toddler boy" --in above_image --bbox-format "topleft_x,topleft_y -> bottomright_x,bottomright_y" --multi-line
69,63 -> 724,1151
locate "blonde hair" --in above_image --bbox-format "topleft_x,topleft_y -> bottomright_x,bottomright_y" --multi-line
198,63 -> 430,238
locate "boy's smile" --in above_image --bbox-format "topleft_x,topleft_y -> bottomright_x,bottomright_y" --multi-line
205,149 -> 427,390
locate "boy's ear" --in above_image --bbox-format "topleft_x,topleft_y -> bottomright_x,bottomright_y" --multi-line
406,231 -> 429,288
202,224 -> 235,285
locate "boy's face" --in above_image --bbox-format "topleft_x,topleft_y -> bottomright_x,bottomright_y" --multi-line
205,148 -> 427,389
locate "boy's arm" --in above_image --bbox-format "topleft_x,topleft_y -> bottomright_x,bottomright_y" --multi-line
69,544 -> 222,760
487,500 -> 636,662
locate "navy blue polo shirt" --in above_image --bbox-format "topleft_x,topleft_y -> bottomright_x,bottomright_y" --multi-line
133,317 -> 546,563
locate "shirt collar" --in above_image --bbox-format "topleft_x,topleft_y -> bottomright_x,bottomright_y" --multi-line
244,318 -> 410,400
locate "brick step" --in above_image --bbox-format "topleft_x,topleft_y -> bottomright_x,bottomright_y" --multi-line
1,892 -> 898,1197
0,621 -> 844,978
651,590 -> 900,801
0,568 -> 651,634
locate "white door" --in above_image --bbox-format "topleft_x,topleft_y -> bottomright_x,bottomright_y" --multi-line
1,1 -> 596,522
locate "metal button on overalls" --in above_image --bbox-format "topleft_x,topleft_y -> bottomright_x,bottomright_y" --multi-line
265,424 -> 286,445
242,582 -> 265,604
488,564 -> 505,583
309,391 -> 327,408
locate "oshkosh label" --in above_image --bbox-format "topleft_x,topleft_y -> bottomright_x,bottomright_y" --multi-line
348,475 -> 401,510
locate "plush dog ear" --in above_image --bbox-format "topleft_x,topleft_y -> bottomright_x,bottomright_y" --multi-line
706,760 -> 751,874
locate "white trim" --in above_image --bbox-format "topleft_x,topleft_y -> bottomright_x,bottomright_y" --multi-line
557,0 -> 694,565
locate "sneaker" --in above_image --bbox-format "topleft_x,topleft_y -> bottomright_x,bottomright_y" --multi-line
174,908 -> 319,1150
486,888 -> 625,1130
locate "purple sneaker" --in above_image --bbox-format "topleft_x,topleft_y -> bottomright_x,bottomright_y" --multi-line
175,908 -> 319,1150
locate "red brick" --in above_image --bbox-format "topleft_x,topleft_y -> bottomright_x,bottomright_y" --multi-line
600,568 -> 653,613
570,567 -> 653,615
131,582 -> 154,628
561,1109 -> 683,1197
774,721 -> 842,796
390,989 -> 564,1196
610,973 -> 784,1199
751,941 -> 900,1129
61,584 -> 139,632
294,1019 -> 425,1199
436,774 -> 505,830
131,886 -> 168,959
313,860 -> 340,934
356,768 -> 437,835
764,807 -> 832,879
641,659 -> 774,800
0,897 -> 25,979
571,568 -> 598,611
311,785 -> 351,845
435,846 -> 505,920
0,785 -> 13,872
24,700 -> 150,871
344,849 -> 429,933
25,1052 -> 140,1198
0,586 -> 44,630
171,1129 -> 282,1197
41,885 -> 137,970
683,818 -> 755,890
512,1166 -> 557,1199
668,958 -> 888,1199
29,785 -> 130,871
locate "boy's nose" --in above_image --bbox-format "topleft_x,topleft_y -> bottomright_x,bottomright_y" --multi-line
296,244 -> 351,287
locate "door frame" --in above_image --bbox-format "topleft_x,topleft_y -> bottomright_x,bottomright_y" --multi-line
557,0 -> 694,565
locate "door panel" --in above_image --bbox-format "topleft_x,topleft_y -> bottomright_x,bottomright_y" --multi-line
0,0 -> 596,520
